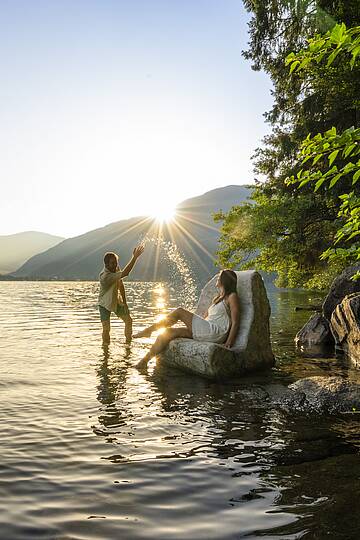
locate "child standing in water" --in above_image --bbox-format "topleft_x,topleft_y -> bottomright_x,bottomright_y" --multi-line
98,245 -> 144,345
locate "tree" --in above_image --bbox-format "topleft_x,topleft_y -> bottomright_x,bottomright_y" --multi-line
286,24 -> 360,278
216,1 -> 360,289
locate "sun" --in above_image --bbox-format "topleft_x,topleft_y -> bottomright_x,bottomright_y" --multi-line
150,205 -> 176,223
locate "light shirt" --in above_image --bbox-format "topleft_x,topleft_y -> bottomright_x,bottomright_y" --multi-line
98,267 -> 123,313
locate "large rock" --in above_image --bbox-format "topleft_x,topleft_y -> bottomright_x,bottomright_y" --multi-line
295,313 -> 335,356
331,293 -> 360,367
160,270 -> 274,379
295,264 -> 360,356
287,376 -> 360,413
323,264 -> 360,320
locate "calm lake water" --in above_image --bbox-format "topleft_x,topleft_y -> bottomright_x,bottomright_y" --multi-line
0,281 -> 359,539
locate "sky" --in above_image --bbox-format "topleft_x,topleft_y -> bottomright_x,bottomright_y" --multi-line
1,0 -> 273,238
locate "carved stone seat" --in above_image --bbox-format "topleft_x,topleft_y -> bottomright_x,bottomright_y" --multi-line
160,270 -> 274,379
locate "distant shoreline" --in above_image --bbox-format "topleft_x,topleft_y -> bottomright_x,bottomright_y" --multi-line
0,276 -> 164,283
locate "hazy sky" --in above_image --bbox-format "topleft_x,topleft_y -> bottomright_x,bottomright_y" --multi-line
1,0 -> 272,238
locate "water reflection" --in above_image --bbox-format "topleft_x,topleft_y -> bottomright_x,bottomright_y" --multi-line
1,282 -> 360,539
95,345 -> 132,433
94,351 -> 337,530
92,342 -> 360,538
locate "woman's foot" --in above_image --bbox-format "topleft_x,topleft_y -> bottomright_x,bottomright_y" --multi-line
133,328 -> 153,338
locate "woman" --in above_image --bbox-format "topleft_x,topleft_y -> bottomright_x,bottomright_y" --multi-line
134,269 -> 241,368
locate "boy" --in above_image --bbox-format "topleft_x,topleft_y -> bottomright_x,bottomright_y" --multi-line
98,244 -> 144,345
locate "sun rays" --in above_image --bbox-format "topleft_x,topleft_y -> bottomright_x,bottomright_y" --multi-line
61,203 -> 219,285
142,209 -> 218,283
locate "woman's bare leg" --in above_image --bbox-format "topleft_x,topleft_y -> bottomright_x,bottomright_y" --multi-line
134,308 -> 193,338
136,327 -> 192,368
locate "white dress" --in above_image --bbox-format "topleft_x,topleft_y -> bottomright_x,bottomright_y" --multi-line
192,299 -> 231,343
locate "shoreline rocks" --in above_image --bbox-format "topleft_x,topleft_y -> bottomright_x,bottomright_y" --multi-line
295,264 -> 360,366
323,264 -> 360,320
294,313 -> 335,356
331,293 -> 360,368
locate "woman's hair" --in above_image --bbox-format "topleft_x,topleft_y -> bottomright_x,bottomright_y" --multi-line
213,269 -> 237,304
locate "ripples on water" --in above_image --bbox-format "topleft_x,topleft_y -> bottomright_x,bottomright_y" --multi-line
0,282 -> 359,539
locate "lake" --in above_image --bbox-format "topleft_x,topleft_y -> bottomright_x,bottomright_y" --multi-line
0,281 -> 359,539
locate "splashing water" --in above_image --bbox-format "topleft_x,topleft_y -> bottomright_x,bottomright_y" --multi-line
139,234 -> 197,310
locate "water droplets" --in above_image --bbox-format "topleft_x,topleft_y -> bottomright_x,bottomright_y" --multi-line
139,234 -> 197,309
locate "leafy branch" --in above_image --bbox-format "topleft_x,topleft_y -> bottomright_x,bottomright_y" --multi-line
286,24 -> 360,273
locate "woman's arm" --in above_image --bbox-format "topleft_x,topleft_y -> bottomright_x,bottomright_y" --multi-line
224,293 -> 241,348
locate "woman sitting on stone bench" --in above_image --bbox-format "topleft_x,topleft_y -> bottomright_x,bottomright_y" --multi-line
134,269 -> 241,368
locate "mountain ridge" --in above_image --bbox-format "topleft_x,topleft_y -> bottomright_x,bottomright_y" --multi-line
0,231 -> 64,274
5,185 -> 253,285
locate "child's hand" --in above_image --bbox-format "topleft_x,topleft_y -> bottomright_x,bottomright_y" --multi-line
133,244 -> 145,259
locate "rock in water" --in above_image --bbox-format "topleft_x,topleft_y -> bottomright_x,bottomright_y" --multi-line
295,313 -> 335,355
323,263 -> 360,320
160,270 -> 274,379
288,376 -> 360,413
331,293 -> 360,367
295,263 -> 360,356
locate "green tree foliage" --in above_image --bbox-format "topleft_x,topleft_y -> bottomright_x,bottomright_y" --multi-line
216,1 -> 360,289
286,24 -> 360,278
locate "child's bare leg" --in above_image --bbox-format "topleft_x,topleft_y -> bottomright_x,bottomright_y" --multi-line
123,314 -> 133,343
102,321 -> 110,345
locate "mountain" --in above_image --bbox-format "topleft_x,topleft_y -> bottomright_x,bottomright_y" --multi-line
10,185 -> 252,285
0,231 -> 64,274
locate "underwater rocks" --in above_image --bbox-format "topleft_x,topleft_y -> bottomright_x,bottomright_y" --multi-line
233,377 -> 360,414
282,376 -> 360,414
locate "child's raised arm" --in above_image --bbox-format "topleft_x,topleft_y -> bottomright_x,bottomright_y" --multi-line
120,244 -> 145,278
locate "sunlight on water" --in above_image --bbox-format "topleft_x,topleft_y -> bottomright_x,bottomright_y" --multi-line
0,282 -> 359,539
140,234 -> 197,309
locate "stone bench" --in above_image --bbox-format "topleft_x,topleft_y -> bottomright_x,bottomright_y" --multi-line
160,270 -> 274,379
